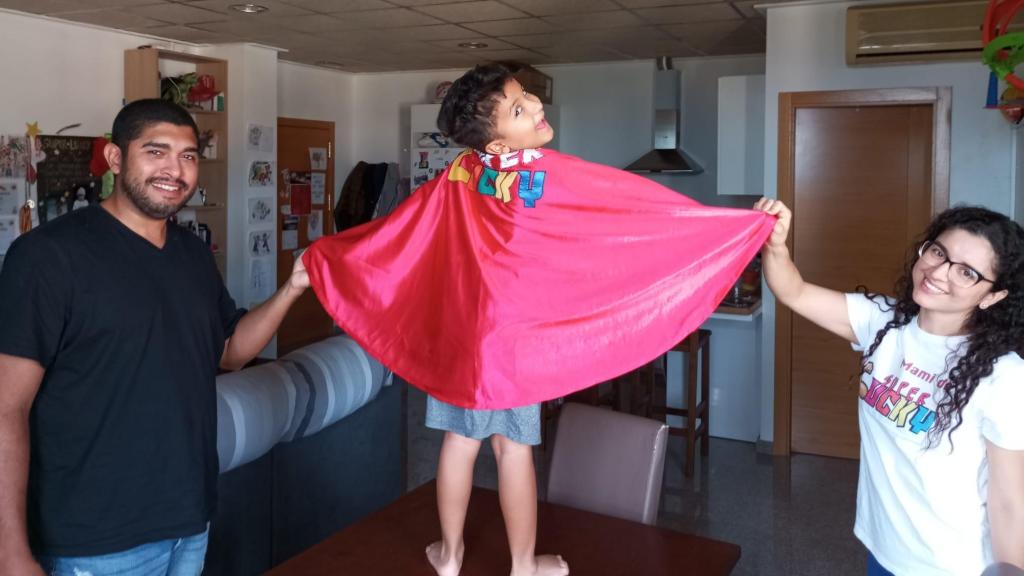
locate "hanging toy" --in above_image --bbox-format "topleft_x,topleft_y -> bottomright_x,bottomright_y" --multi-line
20,122 -> 43,234
24,121 -> 41,185
982,0 -> 1024,123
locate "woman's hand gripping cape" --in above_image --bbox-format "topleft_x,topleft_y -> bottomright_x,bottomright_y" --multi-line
304,148 -> 774,409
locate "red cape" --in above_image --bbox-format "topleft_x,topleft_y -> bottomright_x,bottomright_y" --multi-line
304,148 -> 773,409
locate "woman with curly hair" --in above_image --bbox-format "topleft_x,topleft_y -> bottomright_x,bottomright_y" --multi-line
755,199 -> 1024,575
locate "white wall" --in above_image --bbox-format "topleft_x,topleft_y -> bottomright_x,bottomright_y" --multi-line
351,68 -> 465,177
544,60 -> 654,167
0,10 -> 286,350
764,2 -> 1013,210
0,10 -> 195,135
346,56 -> 766,207
206,44 -> 280,316
278,61 -> 356,188
0,10 -> 147,268
547,58 -> 767,206
758,1 -> 1019,443
629,56 -> 765,207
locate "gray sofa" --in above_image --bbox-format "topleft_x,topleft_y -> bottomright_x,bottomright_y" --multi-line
203,336 -> 404,575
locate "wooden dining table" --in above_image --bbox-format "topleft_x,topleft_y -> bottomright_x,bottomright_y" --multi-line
267,479 -> 741,575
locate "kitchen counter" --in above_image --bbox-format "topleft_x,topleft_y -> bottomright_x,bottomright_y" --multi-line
709,298 -> 761,322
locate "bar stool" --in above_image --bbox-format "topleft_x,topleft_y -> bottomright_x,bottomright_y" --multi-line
652,329 -> 711,478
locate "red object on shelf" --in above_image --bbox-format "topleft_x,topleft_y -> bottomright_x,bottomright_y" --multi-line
188,74 -> 218,103
90,136 -> 110,177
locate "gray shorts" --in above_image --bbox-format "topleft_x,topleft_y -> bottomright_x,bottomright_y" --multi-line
425,395 -> 541,446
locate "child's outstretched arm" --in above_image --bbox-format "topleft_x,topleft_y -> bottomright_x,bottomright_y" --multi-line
754,198 -> 856,343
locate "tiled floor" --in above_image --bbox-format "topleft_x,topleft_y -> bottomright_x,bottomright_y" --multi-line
405,385 -> 865,576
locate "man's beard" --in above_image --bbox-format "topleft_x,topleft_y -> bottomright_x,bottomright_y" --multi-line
120,166 -> 195,220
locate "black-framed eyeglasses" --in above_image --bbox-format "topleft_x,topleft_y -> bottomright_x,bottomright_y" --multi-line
917,240 -> 995,288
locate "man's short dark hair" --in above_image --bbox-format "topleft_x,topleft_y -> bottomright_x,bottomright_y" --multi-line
437,64 -> 514,152
111,99 -> 199,152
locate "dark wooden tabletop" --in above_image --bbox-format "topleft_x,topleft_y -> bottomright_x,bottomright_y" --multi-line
267,480 -> 740,575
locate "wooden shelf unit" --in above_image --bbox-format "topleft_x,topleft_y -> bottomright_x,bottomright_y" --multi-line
124,47 -> 229,276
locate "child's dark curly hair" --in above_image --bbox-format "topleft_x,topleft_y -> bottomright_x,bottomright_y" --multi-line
437,64 -> 513,151
858,206 -> 1024,448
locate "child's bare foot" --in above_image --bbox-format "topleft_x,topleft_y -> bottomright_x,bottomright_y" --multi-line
426,540 -> 464,576
510,554 -> 570,576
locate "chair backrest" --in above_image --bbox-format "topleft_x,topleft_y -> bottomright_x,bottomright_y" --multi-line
546,402 -> 669,525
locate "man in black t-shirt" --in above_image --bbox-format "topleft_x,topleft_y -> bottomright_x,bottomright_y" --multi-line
0,100 -> 310,576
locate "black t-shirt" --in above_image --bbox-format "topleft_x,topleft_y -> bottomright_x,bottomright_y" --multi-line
0,205 -> 244,556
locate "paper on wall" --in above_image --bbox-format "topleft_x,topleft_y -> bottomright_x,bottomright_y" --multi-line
0,136 -> 28,178
248,161 -> 274,187
311,172 -> 326,205
308,210 -> 322,241
248,230 -> 273,257
0,216 -> 18,256
309,147 -> 327,171
290,183 -> 311,216
247,124 -> 274,153
0,179 -> 23,215
248,196 -> 273,226
247,256 -> 273,301
282,215 -> 299,250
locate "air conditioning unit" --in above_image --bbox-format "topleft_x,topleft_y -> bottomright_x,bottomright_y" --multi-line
846,0 -> 1001,65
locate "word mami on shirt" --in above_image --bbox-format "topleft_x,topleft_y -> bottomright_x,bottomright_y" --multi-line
859,360 -> 948,435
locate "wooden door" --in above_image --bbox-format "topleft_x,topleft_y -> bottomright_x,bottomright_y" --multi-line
775,89 -> 950,458
277,118 -> 335,356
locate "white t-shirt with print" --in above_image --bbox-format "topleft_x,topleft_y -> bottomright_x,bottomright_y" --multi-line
846,292 -> 1024,576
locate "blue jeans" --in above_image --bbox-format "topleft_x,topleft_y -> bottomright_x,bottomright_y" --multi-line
867,552 -> 896,576
37,528 -> 208,576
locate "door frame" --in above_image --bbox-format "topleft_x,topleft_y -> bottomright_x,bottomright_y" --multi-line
276,116 -> 335,355
773,87 -> 951,456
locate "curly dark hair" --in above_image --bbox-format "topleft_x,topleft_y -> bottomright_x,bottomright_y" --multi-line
436,64 -> 513,151
859,206 -> 1024,448
112,98 -> 198,153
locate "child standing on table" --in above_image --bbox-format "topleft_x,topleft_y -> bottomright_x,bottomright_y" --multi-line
755,198 -> 1024,575
424,64 -> 566,576
302,62 -> 775,576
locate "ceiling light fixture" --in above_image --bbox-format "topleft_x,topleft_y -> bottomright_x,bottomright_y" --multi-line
230,3 -> 268,14
457,41 -> 488,49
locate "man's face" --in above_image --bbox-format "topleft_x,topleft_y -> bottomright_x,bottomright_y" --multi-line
109,122 -> 199,220
485,78 -> 554,155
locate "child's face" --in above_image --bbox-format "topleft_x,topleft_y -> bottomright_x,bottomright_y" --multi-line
484,79 -> 554,155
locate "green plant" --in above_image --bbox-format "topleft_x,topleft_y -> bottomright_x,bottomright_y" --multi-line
161,72 -> 198,106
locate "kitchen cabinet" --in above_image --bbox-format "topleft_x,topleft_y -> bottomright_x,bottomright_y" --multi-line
716,75 -> 765,196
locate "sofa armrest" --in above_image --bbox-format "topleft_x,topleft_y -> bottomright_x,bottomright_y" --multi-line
216,335 -> 390,472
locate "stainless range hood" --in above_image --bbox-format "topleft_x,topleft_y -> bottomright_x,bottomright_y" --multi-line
624,57 -> 703,174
